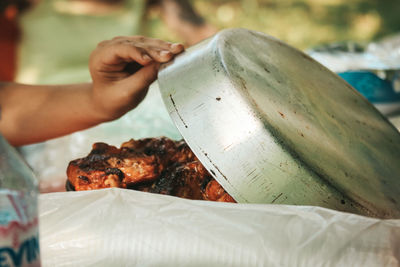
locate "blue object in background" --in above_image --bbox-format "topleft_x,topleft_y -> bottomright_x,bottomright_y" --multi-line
338,71 -> 400,103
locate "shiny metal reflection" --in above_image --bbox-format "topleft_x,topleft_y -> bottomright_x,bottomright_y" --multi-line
158,28 -> 400,218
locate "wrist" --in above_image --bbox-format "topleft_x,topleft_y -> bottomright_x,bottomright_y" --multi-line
89,82 -> 126,123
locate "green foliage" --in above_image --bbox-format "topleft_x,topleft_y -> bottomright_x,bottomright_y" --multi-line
148,0 -> 400,49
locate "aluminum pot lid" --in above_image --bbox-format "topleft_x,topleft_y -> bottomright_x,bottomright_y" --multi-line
157,28 -> 400,218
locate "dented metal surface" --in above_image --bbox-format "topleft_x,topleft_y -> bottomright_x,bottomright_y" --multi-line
157,28 -> 400,218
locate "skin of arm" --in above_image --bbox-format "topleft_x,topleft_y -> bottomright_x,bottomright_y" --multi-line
0,36 -> 184,146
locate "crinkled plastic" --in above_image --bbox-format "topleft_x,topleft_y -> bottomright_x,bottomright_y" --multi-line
39,188 -> 400,267
307,34 -> 400,72
307,34 -> 400,117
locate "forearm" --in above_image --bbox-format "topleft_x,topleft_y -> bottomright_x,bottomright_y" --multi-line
0,36 -> 184,146
0,82 -> 105,146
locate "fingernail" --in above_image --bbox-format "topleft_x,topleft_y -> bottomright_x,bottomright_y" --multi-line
160,50 -> 171,57
171,43 -> 183,51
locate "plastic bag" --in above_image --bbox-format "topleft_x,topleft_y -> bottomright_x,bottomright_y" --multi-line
307,34 -> 400,72
307,34 -> 400,117
39,188 -> 400,266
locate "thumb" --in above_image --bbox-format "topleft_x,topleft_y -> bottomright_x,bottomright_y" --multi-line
123,62 -> 160,107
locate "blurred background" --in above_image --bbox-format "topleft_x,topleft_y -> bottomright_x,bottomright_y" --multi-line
1,0 -> 400,83
152,0 -> 400,49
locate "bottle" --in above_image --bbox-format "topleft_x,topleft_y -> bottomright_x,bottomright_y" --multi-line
0,134 -> 40,267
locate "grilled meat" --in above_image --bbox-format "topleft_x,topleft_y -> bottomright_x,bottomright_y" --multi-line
149,161 -> 212,200
67,142 -> 160,191
67,137 -> 235,203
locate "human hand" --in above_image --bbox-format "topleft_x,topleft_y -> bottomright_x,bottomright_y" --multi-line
89,36 -> 184,121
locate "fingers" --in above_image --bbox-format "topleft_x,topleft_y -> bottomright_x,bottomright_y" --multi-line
89,35 -> 184,119
122,62 -> 160,107
170,43 -> 184,53
130,38 -> 184,63
97,36 -> 184,67
112,36 -> 184,53
128,62 -> 160,89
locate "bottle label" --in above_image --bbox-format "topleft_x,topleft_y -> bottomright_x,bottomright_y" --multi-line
0,189 -> 40,267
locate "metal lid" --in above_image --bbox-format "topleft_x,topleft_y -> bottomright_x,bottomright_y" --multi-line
157,28 -> 400,218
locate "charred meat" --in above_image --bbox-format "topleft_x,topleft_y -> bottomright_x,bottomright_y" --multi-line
67,137 -> 235,203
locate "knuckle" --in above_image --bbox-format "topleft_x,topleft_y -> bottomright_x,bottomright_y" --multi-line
97,40 -> 109,47
112,36 -> 124,41
135,36 -> 146,43
131,46 -> 145,56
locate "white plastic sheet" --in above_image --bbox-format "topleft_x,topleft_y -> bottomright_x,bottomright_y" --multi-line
39,188 -> 400,266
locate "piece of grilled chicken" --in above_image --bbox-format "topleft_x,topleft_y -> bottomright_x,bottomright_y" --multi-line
67,137 -> 235,202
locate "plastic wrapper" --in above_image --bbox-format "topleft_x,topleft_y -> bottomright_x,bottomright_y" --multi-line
307,34 -> 400,117
39,188 -> 400,266
20,83 -> 180,193
307,34 -> 400,72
